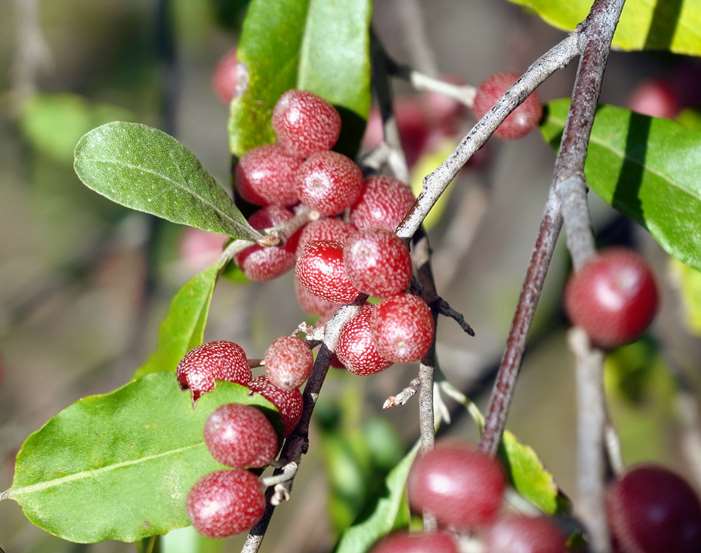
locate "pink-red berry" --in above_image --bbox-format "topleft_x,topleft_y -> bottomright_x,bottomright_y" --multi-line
350,176 -> 415,232
473,72 -> 543,139
484,515 -> 567,553
296,151 -> 364,216
204,404 -> 278,468
344,229 -> 412,297
372,294 -> 433,363
187,469 -> 265,537
336,305 -> 392,376
177,341 -> 251,401
628,79 -> 680,119
294,276 -> 341,317
297,218 -> 356,255
296,240 -> 360,303
565,248 -> 658,348
212,49 -> 241,104
408,442 -> 506,529
371,531 -> 459,553
180,229 -> 228,272
272,90 -> 341,158
264,336 -> 313,390
248,376 -> 303,435
235,144 -> 302,206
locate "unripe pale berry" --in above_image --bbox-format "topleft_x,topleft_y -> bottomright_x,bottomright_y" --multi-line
212,49 -> 241,104
473,72 -> 543,139
294,276 -> 341,316
264,336 -> 313,390
248,376 -> 303,435
177,341 -> 251,401
350,176 -> 415,232
235,144 -> 302,206
565,248 -> 658,348
296,240 -> 360,303
187,469 -> 265,537
344,229 -> 412,297
296,151 -> 364,216
484,515 -> 567,553
336,305 -> 392,376
180,229 -> 228,272
272,89 -> 341,158
297,218 -> 356,255
628,79 -> 680,119
372,294 -> 433,363
204,404 -> 278,468
607,464 -> 701,553
408,442 -> 506,529
371,531 -> 459,553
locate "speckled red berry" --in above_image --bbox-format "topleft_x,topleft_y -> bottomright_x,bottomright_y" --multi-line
204,404 -> 278,468
294,276 -> 341,316
484,515 -> 567,553
177,341 -> 251,401
336,305 -> 392,376
297,218 -> 356,255
272,89 -> 341,158
187,469 -> 265,538
235,144 -> 302,206
344,230 -> 412,297
372,294 -> 433,363
264,336 -> 313,390
248,376 -> 303,435
408,442 -> 505,529
371,531 -> 459,553
296,240 -> 360,304
473,72 -> 542,139
296,151 -> 364,216
607,464 -> 701,553
565,248 -> 658,348
350,176 -> 415,232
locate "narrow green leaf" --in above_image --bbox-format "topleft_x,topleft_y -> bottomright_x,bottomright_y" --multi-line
509,0 -> 701,56
540,100 -> 701,272
74,122 -> 259,240
670,258 -> 701,336
7,374 -> 277,543
161,526 -> 223,553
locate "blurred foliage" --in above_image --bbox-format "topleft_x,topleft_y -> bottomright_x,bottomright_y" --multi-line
410,138 -> 456,230
669,258 -> 701,337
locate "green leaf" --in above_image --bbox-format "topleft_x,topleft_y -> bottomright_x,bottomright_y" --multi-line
161,526 -> 223,553
509,0 -> 701,56
228,0 -> 372,156
540,100 -> 701,271
6,374 -> 277,543
335,442 -> 419,553
74,122 -> 259,240
134,263 -> 221,379
670,258 -> 701,336
410,138 -> 456,230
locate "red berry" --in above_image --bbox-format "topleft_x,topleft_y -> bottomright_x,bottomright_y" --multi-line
212,49 -> 244,104
344,229 -> 412,297
294,276 -> 341,316
204,404 -> 278,468
565,248 -> 658,348
421,74 -> 467,133
180,229 -> 228,272
336,305 -> 392,376
264,336 -> 313,390
235,144 -> 302,206
484,515 -> 567,553
372,294 -> 433,363
187,469 -> 265,537
248,376 -> 303,435
296,240 -> 360,304
607,464 -> 701,553
473,72 -> 543,139
628,79 -> 680,119
371,531 -> 459,553
297,218 -> 356,255
177,341 -> 251,402
272,89 -> 341,158
296,151 -> 364,216
408,442 -> 505,529
350,176 -> 415,232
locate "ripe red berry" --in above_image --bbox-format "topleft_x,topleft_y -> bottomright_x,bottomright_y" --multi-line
372,294 -> 433,363
564,248 -> 658,348
484,515 -> 567,553
212,49 -> 244,104
296,240 -> 360,304
297,218 -> 356,255
371,531 -> 459,553
350,176 -> 415,232
473,72 -> 543,139
408,442 -> 505,529
336,305 -> 392,376
628,79 -> 680,119
607,464 -> 701,553
344,229 -> 412,297
294,276 -> 341,316
235,144 -> 302,206
296,151 -> 364,216
187,469 -> 265,538
180,228 -> 228,272
248,376 -> 303,435
177,341 -> 251,401
272,89 -> 341,158
264,336 -> 313,390
204,404 -> 279,468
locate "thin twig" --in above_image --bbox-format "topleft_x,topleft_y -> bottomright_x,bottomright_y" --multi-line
436,298 -> 475,336
395,0 -> 439,76
391,63 -> 477,108
383,378 -> 421,409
